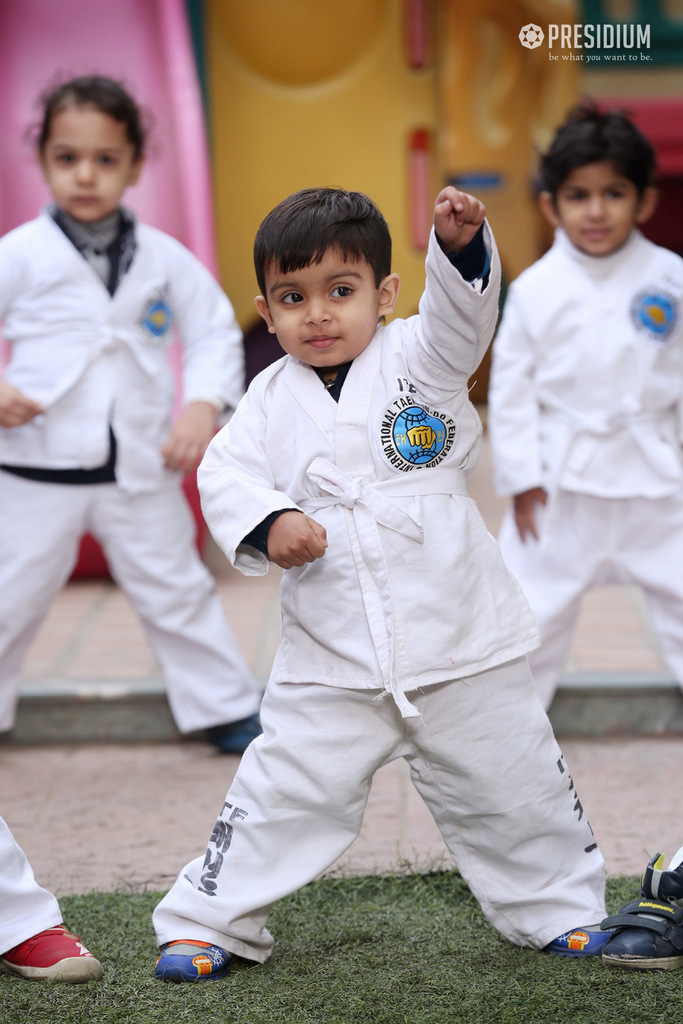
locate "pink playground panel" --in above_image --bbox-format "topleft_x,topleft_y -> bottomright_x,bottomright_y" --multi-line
0,0 -> 219,576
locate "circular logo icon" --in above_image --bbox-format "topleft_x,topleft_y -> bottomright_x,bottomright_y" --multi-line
379,398 -> 458,472
566,931 -> 589,952
519,23 -> 544,49
630,290 -> 678,344
139,293 -> 173,345
142,300 -> 172,337
192,954 -> 214,975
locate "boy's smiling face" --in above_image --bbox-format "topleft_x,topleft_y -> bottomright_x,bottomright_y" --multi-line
539,159 -> 657,257
256,249 -> 400,369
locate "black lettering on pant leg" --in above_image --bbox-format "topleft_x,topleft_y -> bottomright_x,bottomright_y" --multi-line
197,806 -> 248,895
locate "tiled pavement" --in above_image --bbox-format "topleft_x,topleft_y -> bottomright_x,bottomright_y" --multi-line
1,432 -> 681,892
4,738 -> 682,896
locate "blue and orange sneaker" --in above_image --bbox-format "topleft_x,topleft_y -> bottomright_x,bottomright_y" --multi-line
155,940 -> 233,982
545,925 -> 612,957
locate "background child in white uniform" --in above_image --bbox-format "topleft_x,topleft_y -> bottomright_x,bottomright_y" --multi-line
152,185 -> 608,983
0,77 -> 261,752
0,815 -> 101,982
489,106 -> 683,711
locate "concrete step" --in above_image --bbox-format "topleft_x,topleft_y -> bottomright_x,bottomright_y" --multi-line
548,672 -> 683,737
3,672 -> 682,743
8,678 -> 181,744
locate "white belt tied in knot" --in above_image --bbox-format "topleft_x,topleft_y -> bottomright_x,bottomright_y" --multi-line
301,457 -> 468,719
541,402 -> 670,550
95,327 -> 165,379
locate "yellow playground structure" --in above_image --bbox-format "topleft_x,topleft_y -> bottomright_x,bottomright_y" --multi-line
204,0 -> 578,395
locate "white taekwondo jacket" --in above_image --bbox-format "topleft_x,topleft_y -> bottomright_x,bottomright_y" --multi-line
489,228 -> 683,499
0,211 -> 244,493
199,228 -> 539,715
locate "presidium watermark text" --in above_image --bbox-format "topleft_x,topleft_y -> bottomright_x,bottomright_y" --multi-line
519,23 -> 653,62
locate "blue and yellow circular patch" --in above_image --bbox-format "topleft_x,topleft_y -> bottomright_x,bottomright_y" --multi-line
630,290 -> 677,343
379,398 -> 458,472
139,295 -> 173,342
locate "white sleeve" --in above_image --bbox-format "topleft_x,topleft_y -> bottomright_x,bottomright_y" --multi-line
407,222 -> 501,387
0,229 -> 29,327
197,378 -> 299,576
488,283 -> 544,497
166,243 -> 245,414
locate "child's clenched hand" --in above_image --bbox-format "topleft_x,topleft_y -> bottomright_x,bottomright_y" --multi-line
162,401 -> 217,474
0,379 -> 44,428
267,511 -> 328,570
434,186 -> 486,252
514,487 -> 548,542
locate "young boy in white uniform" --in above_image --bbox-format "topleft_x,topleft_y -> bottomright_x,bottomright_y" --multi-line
152,185 -> 608,981
0,77 -> 262,751
0,815 -> 101,982
489,106 -> 683,711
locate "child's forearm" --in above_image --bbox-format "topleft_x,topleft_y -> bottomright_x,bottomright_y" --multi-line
437,224 -> 490,289
513,487 -> 547,543
488,287 -> 544,497
412,224 -> 501,383
161,401 -> 217,473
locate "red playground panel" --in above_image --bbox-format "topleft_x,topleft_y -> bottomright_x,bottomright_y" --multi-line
599,99 -> 683,259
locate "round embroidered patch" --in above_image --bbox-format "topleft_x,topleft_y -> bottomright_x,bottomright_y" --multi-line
379,397 -> 458,472
630,290 -> 678,343
139,296 -> 173,341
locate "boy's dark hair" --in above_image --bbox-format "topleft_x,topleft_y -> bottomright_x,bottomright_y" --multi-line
254,188 -> 391,295
37,76 -> 147,160
540,104 -> 656,198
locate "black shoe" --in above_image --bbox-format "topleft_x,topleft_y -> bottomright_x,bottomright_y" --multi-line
601,851 -> 683,971
205,713 -> 262,754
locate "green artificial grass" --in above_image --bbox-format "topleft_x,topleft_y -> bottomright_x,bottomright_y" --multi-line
1,873 -> 681,1024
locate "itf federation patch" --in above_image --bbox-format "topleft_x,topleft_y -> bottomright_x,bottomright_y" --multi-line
630,290 -> 678,344
379,397 -> 458,472
138,290 -> 173,344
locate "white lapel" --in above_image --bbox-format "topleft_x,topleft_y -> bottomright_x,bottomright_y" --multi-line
42,209 -> 143,308
41,211 -> 114,299
282,356 -> 337,448
334,326 -> 383,476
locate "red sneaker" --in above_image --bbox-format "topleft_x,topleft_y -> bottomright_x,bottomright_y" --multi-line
0,925 -> 102,982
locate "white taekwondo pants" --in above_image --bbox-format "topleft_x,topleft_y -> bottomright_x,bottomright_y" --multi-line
153,656 -> 606,961
0,816 -> 62,954
498,489 -> 683,709
0,471 -> 261,734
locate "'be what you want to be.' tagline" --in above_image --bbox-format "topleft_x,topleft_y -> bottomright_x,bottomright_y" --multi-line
519,22 -> 654,63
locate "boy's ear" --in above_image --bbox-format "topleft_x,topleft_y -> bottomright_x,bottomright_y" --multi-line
378,273 -> 401,318
538,191 -> 560,228
635,186 -> 659,225
127,157 -> 145,188
255,295 -> 277,334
